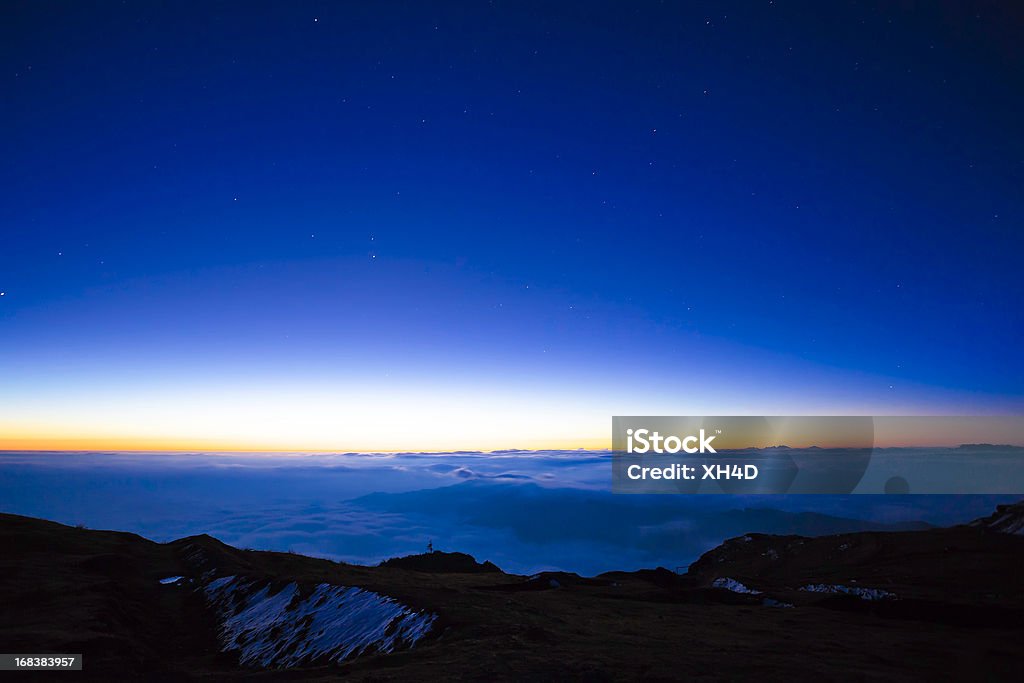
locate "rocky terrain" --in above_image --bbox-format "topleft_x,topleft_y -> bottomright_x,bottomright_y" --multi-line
2,501 -> 1023,680
970,499 -> 1024,535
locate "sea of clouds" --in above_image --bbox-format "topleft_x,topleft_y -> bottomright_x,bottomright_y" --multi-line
0,450 -> 1015,575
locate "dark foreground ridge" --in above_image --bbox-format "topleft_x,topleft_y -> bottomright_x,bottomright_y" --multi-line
379,550 -> 502,574
1,502 -> 1023,680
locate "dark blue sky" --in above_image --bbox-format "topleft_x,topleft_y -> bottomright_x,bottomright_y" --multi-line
1,1 -> 1022,449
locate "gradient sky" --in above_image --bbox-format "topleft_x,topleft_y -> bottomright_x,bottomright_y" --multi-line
1,1 -> 1022,450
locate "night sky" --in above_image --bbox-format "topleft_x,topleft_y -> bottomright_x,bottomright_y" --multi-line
2,2 -> 1022,450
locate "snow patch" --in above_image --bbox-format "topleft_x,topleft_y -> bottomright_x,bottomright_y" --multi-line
971,503 -> 1024,535
711,577 -> 761,595
202,575 -> 436,668
159,576 -> 184,585
989,511 -> 1024,535
799,583 -> 894,600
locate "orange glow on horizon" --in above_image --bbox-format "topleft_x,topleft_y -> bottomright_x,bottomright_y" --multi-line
0,432 -> 612,453
2,416 -> 1021,453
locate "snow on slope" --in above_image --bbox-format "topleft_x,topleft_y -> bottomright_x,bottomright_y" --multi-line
203,575 -> 437,668
711,577 -> 760,594
971,502 -> 1024,535
800,583 -> 894,600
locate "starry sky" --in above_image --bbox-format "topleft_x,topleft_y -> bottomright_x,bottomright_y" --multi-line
1,1 -> 1022,450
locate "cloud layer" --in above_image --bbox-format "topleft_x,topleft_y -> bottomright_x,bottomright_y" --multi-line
0,451 -> 1015,575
